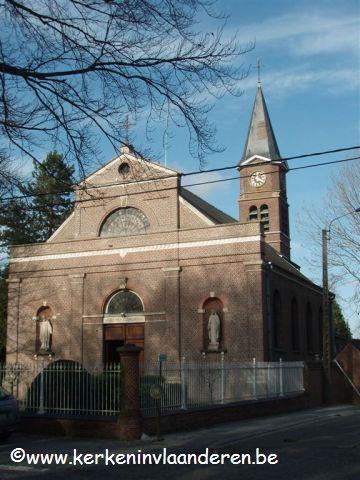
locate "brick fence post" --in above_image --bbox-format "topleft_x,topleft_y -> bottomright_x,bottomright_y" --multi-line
116,344 -> 143,440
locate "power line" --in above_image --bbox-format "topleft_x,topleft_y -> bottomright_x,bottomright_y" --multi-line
2,155 -> 359,209
182,145 -> 360,177
1,145 -> 359,203
183,155 -> 360,188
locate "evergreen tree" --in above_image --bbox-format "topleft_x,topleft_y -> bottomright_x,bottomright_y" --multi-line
0,151 -> 74,249
25,151 -> 75,242
0,152 -> 74,356
333,301 -> 352,340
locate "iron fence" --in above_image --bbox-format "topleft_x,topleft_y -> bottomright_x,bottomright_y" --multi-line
140,359 -> 304,416
0,362 -> 122,417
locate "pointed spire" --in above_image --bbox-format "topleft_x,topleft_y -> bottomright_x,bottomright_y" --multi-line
240,84 -> 281,164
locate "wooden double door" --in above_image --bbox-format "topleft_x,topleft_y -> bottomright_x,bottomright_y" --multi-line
104,323 -> 144,364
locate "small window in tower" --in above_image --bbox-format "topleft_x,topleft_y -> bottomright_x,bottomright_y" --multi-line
260,204 -> 269,231
248,206 -> 258,221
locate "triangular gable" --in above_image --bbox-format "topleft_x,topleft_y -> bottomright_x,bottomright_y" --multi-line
79,146 -> 179,187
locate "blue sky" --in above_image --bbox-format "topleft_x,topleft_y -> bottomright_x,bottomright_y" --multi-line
144,0 -> 360,333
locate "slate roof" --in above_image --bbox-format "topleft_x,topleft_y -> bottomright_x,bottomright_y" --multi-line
240,84 -> 281,164
263,242 -> 320,285
180,187 -> 236,224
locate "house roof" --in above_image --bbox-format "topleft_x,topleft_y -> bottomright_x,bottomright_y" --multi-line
180,187 -> 236,224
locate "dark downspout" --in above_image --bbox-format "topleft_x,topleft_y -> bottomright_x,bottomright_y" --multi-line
265,262 -> 273,361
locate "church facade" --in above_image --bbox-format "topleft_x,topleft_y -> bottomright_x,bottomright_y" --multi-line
6,85 -> 323,367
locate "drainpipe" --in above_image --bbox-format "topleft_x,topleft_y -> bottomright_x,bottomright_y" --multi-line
265,262 -> 273,361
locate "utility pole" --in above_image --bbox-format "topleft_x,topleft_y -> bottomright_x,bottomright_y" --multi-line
322,207 -> 360,403
322,228 -> 332,402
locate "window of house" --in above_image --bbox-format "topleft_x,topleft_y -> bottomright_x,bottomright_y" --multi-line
260,204 -> 269,231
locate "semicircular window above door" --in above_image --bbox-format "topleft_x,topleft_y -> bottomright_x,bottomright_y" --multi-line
100,207 -> 150,237
106,290 -> 144,315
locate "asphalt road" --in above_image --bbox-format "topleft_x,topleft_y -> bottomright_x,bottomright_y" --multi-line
0,405 -> 359,480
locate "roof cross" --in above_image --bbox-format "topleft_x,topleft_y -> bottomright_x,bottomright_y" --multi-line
123,114 -> 134,145
256,59 -> 264,85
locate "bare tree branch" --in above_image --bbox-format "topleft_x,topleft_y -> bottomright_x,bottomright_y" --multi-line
300,160 -> 360,325
0,0 -> 253,176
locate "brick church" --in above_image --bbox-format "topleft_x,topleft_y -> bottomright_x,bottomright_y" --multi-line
6,84 -> 323,367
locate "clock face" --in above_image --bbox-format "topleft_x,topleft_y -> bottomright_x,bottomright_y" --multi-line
100,207 -> 150,237
249,171 -> 266,187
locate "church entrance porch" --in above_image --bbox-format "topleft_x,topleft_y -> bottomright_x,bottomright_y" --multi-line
103,289 -> 145,364
104,324 -> 144,364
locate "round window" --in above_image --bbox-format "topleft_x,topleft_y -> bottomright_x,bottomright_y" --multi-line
118,162 -> 130,176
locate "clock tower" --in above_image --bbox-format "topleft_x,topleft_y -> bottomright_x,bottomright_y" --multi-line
238,83 -> 290,258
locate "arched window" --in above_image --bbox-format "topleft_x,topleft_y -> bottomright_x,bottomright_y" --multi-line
291,298 -> 300,351
100,207 -> 150,237
260,204 -> 269,231
306,303 -> 313,353
248,206 -> 258,221
105,290 -> 144,315
273,290 -> 282,350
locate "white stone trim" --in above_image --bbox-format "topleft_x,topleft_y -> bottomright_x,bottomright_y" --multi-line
103,315 -> 145,324
162,267 -> 181,272
240,155 -> 272,166
179,196 -> 215,226
10,235 -> 261,263
47,212 -> 75,242
240,155 -> 288,170
83,312 -> 165,318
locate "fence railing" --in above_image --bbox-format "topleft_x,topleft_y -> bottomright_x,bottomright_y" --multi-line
0,362 -> 122,417
140,359 -> 304,416
0,359 -> 304,418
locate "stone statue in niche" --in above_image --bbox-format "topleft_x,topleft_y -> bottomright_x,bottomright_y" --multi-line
39,318 -> 52,351
207,310 -> 220,351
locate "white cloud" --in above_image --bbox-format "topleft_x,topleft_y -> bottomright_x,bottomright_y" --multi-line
235,65 -> 359,99
234,12 -> 359,57
185,171 -> 231,197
